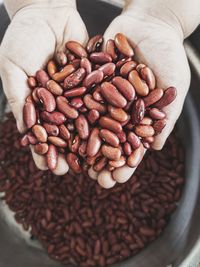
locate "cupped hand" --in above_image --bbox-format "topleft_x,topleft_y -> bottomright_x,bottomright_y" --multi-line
0,1 -> 88,175
88,9 -> 190,188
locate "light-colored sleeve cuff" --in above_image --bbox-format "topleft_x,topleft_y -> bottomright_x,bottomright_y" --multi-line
4,0 -> 76,18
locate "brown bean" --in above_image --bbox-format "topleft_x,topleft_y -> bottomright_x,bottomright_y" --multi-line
127,132 -> 141,149
90,52 -> 112,64
70,98 -> 84,109
36,70 -> 49,87
83,70 -> 104,88
116,57 -> 132,69
59,125 -> 70,140
101,145 -> 121,161
120,61 -> 137,77
140,67 -> 156,90
56,96 -> 78,119
43,123 -> 59,136
108,106 -> 128,122
140,117 -> 153,125
143,88 -> 164,107
128,70 -> 149,96
93,86 -> 104,102
100,129 -> 119,148
106,39 -> 118,61
68,135 -> 80,153
65,41 -> 87,58
154,87 -> 177,108
64,87 -> 87,98
112,76 -> 135,101
47,60 -> 57,77
23,101 -> 37,129
127,144 -> 145,167
114,33 -> 134,57
32,125 -> 48,143
87,128 -> 101,157
27,76 -> 37,88
47,144 -> 58,171
48,136 -> 67,148
86,35 -> 103,53
63,68 -> 86,89
153,119 -> 167,135
75,115 -> 89,140
93,157 -> 108,172
98,63 -> 116,76
41,111 -> 66,125
117,131 -> 127,143
99,116 -> 122,134
55,51 -> 67,66
37,87 -> 56,112
131,99 -> 145,124
46,80 -> 63,96
109,156 -> 126,168
83,94 -> 106,114
66,153 -> 82,173
123,142 -> 132,156
87,109 -> 100,124
149,108 -> 166,120
100,82 -> 127,108
135,125 -> 155,138
34,143 -> 49,155
53,65 -> 76,82
80,58 -> 92,74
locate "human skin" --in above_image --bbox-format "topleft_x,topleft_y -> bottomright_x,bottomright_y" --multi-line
0,0 -> 200,186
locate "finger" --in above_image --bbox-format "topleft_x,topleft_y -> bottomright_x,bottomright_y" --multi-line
0,56 -> 29,132
97,169 -> 116,189
88,167 -> 98,180
52,154 -> 69,176
31,146 -> 48,171
112,165 -> 136,183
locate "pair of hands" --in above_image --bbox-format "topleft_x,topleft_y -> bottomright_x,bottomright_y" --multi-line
0,0 -> 192,187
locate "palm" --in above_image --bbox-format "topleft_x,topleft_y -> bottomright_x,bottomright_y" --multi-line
0,4 -> 88,174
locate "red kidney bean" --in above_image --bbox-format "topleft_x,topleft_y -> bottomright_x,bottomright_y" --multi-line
66,153 -> 82,173
65,41 -> 87,58
46,80 -> 63,96
135,125 -> 155,138
106,39 -> 118,61
70,98 -> 84,109
87,128 -> 101,157
43,123 -> 59,136
46,144 -> 58,171
75,115 -> 89,140
101,145 -> 121,161
53,64 -> 76,82
37,87 -> 56,112
64,87 -> 87,98
123,142 -> 132,156
128,70 -> 149,96
86,35 -> 103,53
100,129 -> 120,148
32,125 -> 48,143
140,66 -> 156,90
47,60 -> 57,77
117,131 -> 127,143
23,101 -> 37,129
154,87 -> 177,109
55,51 -> 68,66
83,70 -> 104,88
99,116 -> 122,134
114,33 -> 134,57
149,108 -> 166,120
127,144 -> 145,167
34,143 -> 49,155
56,96 -> 78,119
27,76 -> 37,88
112,76 -> 135,101
153,119 -> 167,135
63,68 -> 86,89
108,106 -> 128,122
68,134 -> 80,153
98,63 -> 116,77
59,125 -> 70,140
41,111 -> 66,125
131,99 -> 145,124
143,88 -> 164,107
80,58 -> 92,74
48,136 -> 67,148
140,117 -> 153,125
83,94 -> 106,114
93,156 -> 107,172
36,70 -> 49,87
127,132 -> 141,149
87,109 -> 100,124
90,52 -> 112,64
120,60 -> 137,77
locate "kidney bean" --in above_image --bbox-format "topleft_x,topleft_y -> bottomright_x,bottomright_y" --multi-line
100,82 -> 127,108
140,66 -> 156,90
32,125 -> 48,143
108,106 -> 128,122
47,144 -> 58,171
23,101 -> 37,129
87,109 -> 100,124
47,60 -> 57,77
20,134 -> 29,147
66,41 -> 87,58
56,96 -> 78,119
75,115 -> 89,140
120,61 -> 137,77
136,63 -> 146,72
27,76 -> 37,88
68,135 -> 80,153
128,70 -> 149,96
27,132 -> 38,145
143,88 -> 164,107
53,65 -> 76,82
80,58 -> 92,74
63,68 -> 86,89
127,144 -> 145,167
58,125 -> 70,140
127,132 -> 141,149
64,86 -> 87,98
140,117 -> 153,125
99,116 -> 122,134
83,94 -> 106,114
55,51 -> 68,66
123,142 -> 132,156
116,57 -> 132,69
48,136 -> 67,148
109,156 -> 126,168
70,98 -> 84,109
66,153 -> 82,173
153,119 -> 167,135
112,76 -> 135,101
131,99 -> 145,124
46,80 -> 63,96
43,123 -> 59,136
87,128 -> 101,157
87,150 -> 102,165
78,141 -> 87,158
83,70 -> 104,88
106,39 -> 118,61
41,111 -> 66,125
149,108 -> 166,120
114,33 -> 134,57
93,157 -> 108,172
143,136 -> 154,143
90,52 -> 112,64
66,122 -> 75,132
154,87 -> 177,108
117,131 -> 127,143
100,129 -> 120,148
101,145 -> 121,161
36,70 -> 49,87
93,86 -> 104,102
37,87 -> 56,112
135,125 -> 155,138
34,143 -> 49,155
86,34 -> 103,53
98,63 -> 116,77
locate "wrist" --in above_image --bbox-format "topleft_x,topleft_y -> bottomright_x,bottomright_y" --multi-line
4,0 -> 76,18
